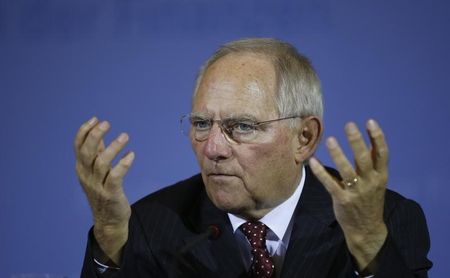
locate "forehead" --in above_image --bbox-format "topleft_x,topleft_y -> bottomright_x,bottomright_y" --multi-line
193,53 -> 278,118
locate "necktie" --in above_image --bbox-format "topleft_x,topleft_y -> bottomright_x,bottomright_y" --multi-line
239,221 -> 276,278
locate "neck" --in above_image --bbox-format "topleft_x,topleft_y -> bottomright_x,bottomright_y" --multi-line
237,167 -> 303,220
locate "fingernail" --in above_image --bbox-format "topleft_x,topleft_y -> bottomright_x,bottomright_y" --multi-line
367,119 -> 379,130
326,137 -> 338,148
124,152 -> 135,163
88,116 -> 98,125
117,133 -> 129,143
98,121 -> 109,131
345,122 -> 358,134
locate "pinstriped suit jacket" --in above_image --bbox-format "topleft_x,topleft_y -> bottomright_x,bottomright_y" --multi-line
81,166 -> 432,277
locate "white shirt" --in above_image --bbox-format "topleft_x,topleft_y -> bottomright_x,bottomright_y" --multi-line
228,166 -> 306,277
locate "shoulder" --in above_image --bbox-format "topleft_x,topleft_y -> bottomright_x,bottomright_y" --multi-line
384,189 -> 425,218
383,189 -> 428,235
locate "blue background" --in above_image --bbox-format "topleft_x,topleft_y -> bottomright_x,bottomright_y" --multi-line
1,0 -> 449,277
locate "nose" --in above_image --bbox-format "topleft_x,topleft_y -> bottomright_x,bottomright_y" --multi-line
203,124 -> 232,161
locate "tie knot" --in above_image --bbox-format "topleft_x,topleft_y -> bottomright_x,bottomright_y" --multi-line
239,221 -> 267,248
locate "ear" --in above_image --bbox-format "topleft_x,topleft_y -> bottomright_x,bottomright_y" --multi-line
293,116 -> 323,164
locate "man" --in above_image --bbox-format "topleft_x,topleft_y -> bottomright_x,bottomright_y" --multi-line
76,38 -> 432,277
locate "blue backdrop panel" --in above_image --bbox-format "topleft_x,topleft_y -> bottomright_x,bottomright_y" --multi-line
1,0 -> 449,277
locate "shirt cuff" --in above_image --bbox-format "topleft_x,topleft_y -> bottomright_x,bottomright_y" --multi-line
94,257 -> 121,274
354,270 -> 374,278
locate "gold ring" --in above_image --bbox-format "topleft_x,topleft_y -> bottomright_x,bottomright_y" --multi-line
342,177 -> 358,187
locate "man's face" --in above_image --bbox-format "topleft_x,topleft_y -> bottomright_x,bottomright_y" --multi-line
191,53 -> 303,219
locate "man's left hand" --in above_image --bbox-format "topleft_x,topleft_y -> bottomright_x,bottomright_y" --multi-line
309,119 -> 389,272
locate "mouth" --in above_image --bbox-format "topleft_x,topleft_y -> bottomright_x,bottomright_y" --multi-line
207,172 -> 238,180
208,173 -> 235,177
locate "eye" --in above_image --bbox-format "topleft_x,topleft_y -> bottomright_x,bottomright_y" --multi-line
231,121 -> 257,133
191,119 -> 211,130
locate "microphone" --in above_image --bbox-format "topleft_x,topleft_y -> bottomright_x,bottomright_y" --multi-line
206,224 -> 221,239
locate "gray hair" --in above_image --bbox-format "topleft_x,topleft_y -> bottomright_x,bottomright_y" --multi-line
193,38 -> 323,123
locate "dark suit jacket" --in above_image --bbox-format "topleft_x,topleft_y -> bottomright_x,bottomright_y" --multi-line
81,166 -> 432,277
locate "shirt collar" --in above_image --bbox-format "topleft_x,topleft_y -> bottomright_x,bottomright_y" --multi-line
228,166 -> 306,241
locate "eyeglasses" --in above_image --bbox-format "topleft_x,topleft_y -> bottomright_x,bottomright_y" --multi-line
180,114 -> 301,143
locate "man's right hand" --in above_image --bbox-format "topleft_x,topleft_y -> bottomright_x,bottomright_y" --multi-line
74,116 -> 135,265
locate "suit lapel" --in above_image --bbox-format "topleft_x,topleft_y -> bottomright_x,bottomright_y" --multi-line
182,183 -> 247,277
281,166 -> 344,278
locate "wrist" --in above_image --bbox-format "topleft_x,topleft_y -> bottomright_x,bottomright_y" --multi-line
345,223 -> 387,271
93,221 -> 129,265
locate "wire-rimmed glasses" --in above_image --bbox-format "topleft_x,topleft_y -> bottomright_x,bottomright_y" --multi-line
180,114 -> 301,143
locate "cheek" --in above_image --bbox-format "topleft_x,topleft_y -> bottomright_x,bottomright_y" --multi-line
240,135 -> 293,171
238,145 -> 291,187
240,136 -> 295,186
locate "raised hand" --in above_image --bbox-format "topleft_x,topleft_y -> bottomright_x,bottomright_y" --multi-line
74,117 -> 135,264
309,119 -> 389,272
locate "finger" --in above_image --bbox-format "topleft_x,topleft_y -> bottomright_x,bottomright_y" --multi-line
98,140 -> 106,153
326,137 -> 356,180
345,122 -> 373,175
93,133 -> 129,184
104,151 -> 135,192
366,119 -> 389,173
74,116 -> 98,152
309,157 -> 344,198
78,121 -> 110,167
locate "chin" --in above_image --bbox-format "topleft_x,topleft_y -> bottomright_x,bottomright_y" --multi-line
208,189 -> 245,213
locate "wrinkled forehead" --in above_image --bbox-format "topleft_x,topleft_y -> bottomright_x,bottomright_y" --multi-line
193,53 -> 279,118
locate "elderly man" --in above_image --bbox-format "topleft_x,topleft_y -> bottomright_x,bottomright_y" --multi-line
76,38 -> 432,277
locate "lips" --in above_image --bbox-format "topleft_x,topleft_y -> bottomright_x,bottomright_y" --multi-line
207,170 -> 239,179
208,173 -> 235,177
204,165 -> 239,178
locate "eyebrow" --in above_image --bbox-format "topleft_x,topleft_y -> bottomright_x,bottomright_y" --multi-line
189,112 -> 213,118
190,112 -> 259,121
227,113 -> 259,121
